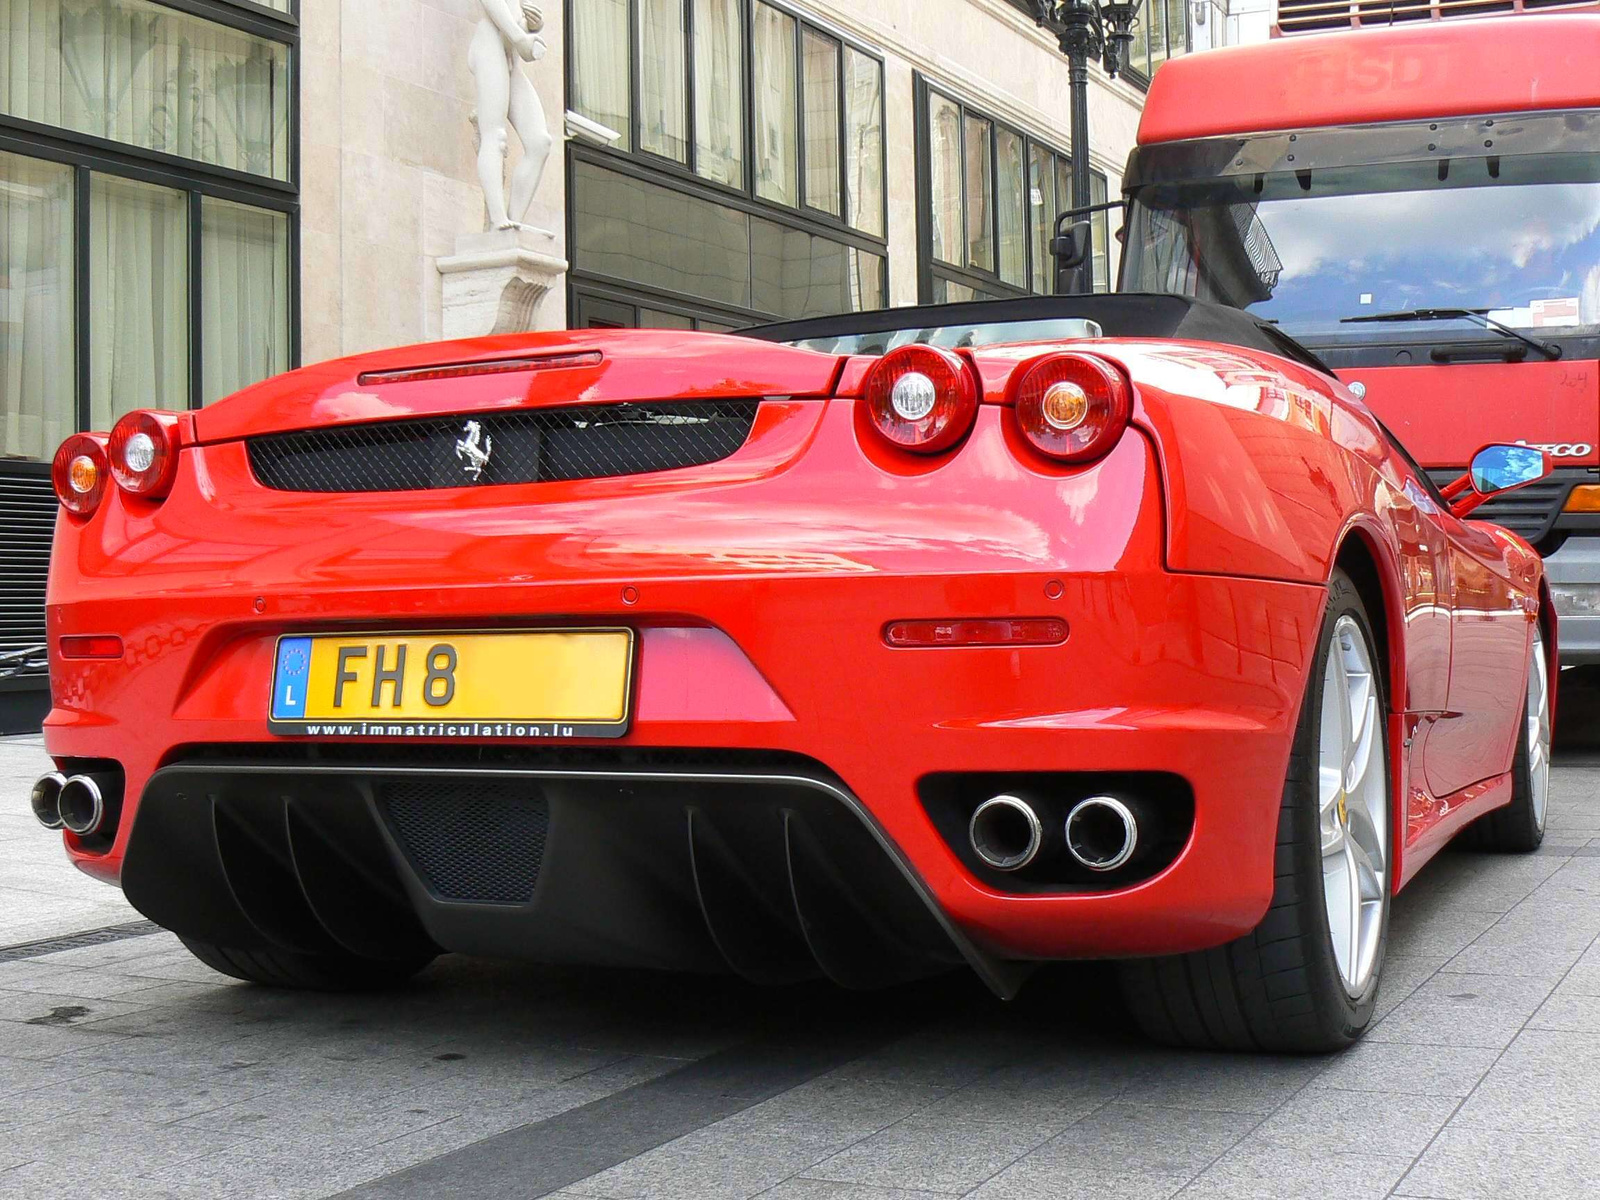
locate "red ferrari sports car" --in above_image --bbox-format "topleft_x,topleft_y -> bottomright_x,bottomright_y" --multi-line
32,294 -> 1553,1052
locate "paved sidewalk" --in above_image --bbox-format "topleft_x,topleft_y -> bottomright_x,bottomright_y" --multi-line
2,734 -> 1599,1199
0,737 -> 136,945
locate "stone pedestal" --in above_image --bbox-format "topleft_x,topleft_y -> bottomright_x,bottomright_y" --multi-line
437,228 -> 568,339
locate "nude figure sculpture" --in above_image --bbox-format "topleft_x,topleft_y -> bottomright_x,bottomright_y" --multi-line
469,0 -> 554,231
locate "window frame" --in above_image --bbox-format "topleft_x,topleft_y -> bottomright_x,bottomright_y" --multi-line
913,73 -> 1111,302
992,0 -> 1189,93
571,279 -> 752,331
798,23 -> 844,220
1120,0 -> 1192,92
563,143 -> 887,326
568,0 -> 888,245
208,0 -> 298,19
0,0 -> 299,439
564,0 -> 888,325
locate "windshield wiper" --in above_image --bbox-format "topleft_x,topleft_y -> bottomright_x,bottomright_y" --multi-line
1340,308 -> 1562,360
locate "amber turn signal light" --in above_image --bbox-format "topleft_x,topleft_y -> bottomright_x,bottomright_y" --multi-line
51,434 -> 111,517
883,618 -> 1069,648
1010,352 -> 1132,463
1563,484 -> 1600,513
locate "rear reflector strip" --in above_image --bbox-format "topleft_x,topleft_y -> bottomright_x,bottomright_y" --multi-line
357,350 -> 603,386
59,635 -> 124,660
883,619 -> 1068,648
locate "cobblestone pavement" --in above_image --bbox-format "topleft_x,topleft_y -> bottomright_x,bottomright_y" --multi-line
3,735 -> 1599,1199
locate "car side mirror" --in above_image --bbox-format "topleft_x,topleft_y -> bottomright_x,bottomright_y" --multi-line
1441,443 -> 1551,518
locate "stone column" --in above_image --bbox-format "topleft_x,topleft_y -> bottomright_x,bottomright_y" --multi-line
437,228 -> 569,339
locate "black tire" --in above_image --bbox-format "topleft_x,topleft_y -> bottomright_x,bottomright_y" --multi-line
179,937 -> 433,991
1118,569 -> 1391,1053
1458,625 -> 1549,854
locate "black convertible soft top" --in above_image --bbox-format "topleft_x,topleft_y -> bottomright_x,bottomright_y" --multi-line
744,292 -> 1332,375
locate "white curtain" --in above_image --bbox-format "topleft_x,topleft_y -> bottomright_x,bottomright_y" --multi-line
928,93 -> 962,265
639,0 -> 686,161
964,114 -> 993,273
0,151 -> 73,461
89,173 -> 187,426
1029,145 -> 1055,294
996,126 -> 1026,287
692,0 -> 741,187
202,197 -> 287,404
0,0 -> 289,181
843,48 -> 882,237
752,3 -> 796,206
800,29 -> 839,217
571,0 -> 631,143
1,0 -> 65,128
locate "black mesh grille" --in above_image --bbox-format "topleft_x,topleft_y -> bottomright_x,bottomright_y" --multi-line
381,779 -> 549,904
246,401 -> 761,493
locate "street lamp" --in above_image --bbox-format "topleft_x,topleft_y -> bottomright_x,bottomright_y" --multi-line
1031,0 -> 1141,291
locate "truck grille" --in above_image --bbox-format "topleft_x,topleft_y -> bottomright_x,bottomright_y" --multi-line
1428,467 -> 1583,544
0,468 -> 54,680
246,400 -> 761,493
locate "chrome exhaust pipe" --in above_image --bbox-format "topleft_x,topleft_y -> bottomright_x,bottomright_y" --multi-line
57,773 -> 113,838
30,772 -> 66,830
1064,796 -> 1138,872
969,794 -> 1044,872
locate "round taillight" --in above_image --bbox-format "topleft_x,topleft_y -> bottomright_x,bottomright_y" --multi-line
862,345 -> 979,454
1011,353 -> 1131,463
108,410 -> 182,498
51,435 -> 110,517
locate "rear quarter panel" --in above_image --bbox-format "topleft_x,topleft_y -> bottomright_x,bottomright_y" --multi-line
1107,341 -> 1453,722
1115,343 -> 1388,581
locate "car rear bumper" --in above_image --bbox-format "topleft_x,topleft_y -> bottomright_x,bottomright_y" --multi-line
42,404 -> 1329,970
124,759 -> 1010,992
48,567 -> 1325,970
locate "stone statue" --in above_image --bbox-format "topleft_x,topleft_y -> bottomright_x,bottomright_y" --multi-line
469,0 -> 554,231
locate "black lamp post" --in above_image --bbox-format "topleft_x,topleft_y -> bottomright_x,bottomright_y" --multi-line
1031,0 -> 1141,291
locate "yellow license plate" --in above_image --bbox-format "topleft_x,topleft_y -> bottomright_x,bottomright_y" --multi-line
268,628 -> 633,738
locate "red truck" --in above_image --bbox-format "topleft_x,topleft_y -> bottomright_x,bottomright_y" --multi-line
1118,12 -> 1600,664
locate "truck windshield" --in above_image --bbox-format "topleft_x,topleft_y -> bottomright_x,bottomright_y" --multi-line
1121,153 -> 1600,345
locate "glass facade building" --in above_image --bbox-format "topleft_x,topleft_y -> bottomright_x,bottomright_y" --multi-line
566,0 -> 887,329
0,0 -> 298,728
566,0 -> 1169,329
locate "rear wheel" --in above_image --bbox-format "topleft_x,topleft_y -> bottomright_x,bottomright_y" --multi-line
179,937 -> 433,991
1459,625 -> 1550,853
1119,569 -> 1392,1052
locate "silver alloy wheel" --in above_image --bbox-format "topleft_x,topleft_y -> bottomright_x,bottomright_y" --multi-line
1528,629 -> 1551,832
1318,615 -> 1389,997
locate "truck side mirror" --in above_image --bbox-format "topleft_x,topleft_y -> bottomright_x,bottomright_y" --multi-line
1051,220 -> 1093,295
1441,443 -> 1551,518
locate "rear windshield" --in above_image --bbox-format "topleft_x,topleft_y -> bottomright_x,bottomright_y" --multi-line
786,317 -> 1102,355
